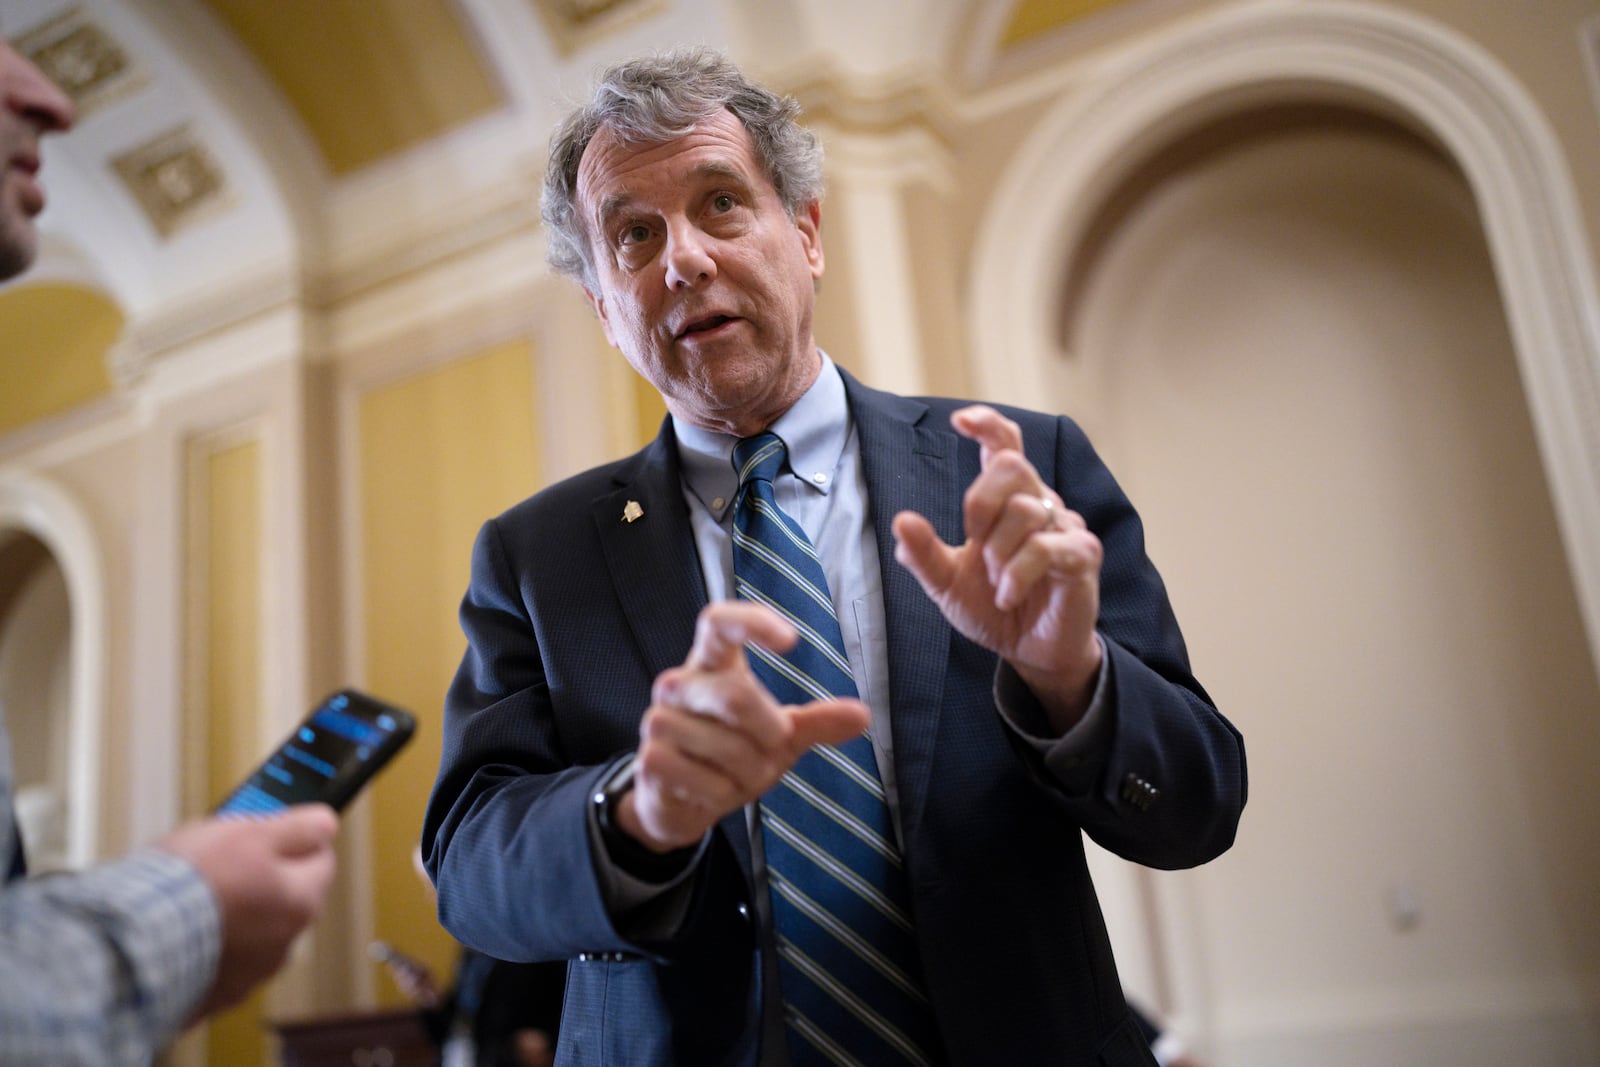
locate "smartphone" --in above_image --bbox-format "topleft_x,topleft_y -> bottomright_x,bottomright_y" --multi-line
215,689 -> 416,817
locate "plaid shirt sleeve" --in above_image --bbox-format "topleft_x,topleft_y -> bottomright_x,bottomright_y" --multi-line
1,725 -> 221,1066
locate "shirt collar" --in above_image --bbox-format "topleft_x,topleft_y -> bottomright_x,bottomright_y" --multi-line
672,351 -> 851,522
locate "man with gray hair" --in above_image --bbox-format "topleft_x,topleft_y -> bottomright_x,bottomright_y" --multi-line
425,47 -> 1244,1066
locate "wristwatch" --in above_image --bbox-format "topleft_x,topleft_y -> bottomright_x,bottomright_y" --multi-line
591,757 -> 698,881
592,756 -> 637,839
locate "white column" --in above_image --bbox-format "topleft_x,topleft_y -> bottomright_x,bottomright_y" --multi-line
821,124 -> 954,395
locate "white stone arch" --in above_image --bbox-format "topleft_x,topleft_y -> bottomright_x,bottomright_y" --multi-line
0,473 -> 107,869
969,0 -> 1600,679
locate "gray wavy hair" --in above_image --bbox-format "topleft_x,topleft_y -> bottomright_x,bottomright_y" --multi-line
541,47 -> 824,290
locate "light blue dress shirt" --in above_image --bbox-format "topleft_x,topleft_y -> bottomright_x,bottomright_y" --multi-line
672,353 -> 904,825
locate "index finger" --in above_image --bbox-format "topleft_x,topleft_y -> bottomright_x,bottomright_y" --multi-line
950,405 -> 1024,462
685,600 -> 797,672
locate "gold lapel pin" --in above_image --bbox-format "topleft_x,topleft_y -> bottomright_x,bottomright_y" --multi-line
622,500 -> 644,524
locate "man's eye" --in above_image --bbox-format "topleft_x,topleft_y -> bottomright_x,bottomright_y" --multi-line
711,194 -> 735,212
619,224 -> 652,246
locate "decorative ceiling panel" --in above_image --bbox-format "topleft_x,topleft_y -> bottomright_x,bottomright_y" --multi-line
16,6 -> 146,119
111,126 -> 232,238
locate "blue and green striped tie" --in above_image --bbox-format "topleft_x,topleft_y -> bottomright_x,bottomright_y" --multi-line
731,432 -> 940,1066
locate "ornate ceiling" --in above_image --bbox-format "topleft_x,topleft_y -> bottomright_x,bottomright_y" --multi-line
0,0 -> 1129,425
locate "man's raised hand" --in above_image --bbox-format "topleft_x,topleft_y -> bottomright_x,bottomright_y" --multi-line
892,405 -> 1104,732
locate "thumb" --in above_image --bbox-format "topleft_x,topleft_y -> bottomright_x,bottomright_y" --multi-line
265,804 -> 340,857
788,697 -> 870,752
892,510 -> 958,598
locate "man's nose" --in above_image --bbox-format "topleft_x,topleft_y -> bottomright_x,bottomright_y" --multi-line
3,45 -> 77,133
663,223 -> 717,291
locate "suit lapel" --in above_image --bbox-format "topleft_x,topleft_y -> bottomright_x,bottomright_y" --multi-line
592,424 -> 707,680
590,421 -> 755,876
842,371 -> 961,848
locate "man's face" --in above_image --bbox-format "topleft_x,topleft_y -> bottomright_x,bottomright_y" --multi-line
576,108 -> 825,437
0,35 -> 75,281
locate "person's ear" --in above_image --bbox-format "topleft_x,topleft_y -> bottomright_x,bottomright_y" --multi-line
796,200 -> 824,280
582,287 -> 619,348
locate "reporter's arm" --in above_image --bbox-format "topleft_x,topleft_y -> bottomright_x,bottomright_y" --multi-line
0,849 -> 219,1066
0,803 -> 336,1066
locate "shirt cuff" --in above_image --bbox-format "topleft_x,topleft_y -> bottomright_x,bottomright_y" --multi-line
588,761 -> 708,938
994,634 -> 1114,793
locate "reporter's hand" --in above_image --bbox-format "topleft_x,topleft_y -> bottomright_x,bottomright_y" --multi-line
158,804 -> 339,1019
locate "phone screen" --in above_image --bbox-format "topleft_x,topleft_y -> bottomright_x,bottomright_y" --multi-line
216,690 -> 415,817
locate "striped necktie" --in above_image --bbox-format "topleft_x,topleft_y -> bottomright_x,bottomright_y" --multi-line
731,432 -> 940,1066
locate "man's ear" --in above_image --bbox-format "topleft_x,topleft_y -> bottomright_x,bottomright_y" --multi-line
796,200 -> 824,280
582,287 -> 619,348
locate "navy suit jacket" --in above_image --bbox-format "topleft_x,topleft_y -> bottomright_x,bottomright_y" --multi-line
422,368 -> 1246,1066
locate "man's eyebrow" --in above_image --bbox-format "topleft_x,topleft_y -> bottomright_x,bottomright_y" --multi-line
596,192 -> 636,232
692,161 -> 748,187
594,161 -> 753,230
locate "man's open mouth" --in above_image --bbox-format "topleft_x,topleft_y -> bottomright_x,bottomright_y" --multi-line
678,315 -> 735,339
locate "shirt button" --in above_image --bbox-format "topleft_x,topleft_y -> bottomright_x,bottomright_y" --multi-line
712,497 -> 725,510
812,472 -> 828,485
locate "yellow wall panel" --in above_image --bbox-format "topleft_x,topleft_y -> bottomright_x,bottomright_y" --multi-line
203,0 -> 503,174
999,0 -> 1128,48
358,340 -> 540,1002
197,438 -> 270,1067
0,284 -> 121,436
632,370 -> 667,448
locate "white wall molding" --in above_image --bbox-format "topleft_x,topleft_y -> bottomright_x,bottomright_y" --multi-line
0,474 -> 108,869
109,264 -> 303,392
816,122 -> 957,394
1217,975 -> 1598,1066
310,136 -> 544,308
968,0 -> 1600,676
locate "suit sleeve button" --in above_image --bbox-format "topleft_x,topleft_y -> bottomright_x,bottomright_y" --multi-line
1121,772 -> 1160,812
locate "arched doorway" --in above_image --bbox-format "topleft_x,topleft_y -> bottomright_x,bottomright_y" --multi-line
1070,101 -> 1600,1065
0,475 -> 107,871
0,531 -> 72,872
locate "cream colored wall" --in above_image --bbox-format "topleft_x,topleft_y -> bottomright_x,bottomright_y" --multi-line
1067,111 -> 1600,1064
1387,0 -> 1600,279
956,0 -> 1600,376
